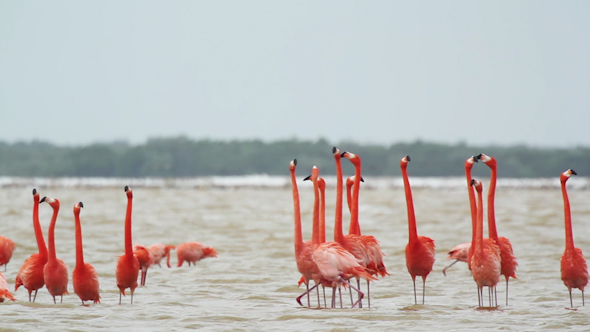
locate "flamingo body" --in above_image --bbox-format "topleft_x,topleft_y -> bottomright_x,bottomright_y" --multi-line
561,248 -> 588,292
0,272 -> 16,302
176,242 -> 218,267
405,236 -> 436,279
148,244 -> 175,268
73,263 -> 100,304
133,244 -> 153,286
0,237 -> 16,270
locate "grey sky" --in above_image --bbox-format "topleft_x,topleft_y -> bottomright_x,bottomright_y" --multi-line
1,1 -> 589,147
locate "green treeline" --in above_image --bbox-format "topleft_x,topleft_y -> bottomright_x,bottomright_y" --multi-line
0,136 -> 588,178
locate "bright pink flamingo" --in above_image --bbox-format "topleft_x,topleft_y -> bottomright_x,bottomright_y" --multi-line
0,272 -> 16,302
559,169 -> 588,307
148,244 -> 175,268
470,179 -> 501,307
400,155 -> 435,305
0,236 -> 16,272
116,186 -> 140,305
73,202 -> 101,304
15,188 -> 47,302
176,242 -> 218,267
133,244 -> 153,286
41,196 -> 69,304
477,153 -> 518,305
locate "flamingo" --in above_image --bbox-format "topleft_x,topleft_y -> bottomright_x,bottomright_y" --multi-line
443,156 -> 479,275
559,169 -> 588,308
133,244 -> 153,286
176,242 -> 218,267
345,176 -> 363,215
477,153 -> 518,305
72,202 -> 101,304
470,179 -> 501,307
15,188 -> 47,302
148,244 -> 175,268
116,186 -> 140,305
0,236 -> 16,272
41,196 -> 69,304
400,155 -> 436,305
0,272 -> 16,302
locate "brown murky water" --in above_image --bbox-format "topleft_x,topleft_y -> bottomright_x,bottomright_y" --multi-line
1,179 -> 589,331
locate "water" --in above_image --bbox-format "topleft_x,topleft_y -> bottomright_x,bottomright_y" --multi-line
1,177 -> 590,331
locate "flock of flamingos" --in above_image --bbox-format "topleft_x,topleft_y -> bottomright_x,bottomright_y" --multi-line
289,147 -> 588,309
0,147 -> 587,310
0,186 -> 218,305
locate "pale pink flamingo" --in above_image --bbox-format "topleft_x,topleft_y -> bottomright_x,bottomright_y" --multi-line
0,236 -> 16,272
41,196 -> 69,304
477,153 -> 518,305
116,186 -> 140,305
148,244 -> 175,268
72,202 -> 101,304
559,169 -> 588,307
0,272 -> 16,302
15,188 -> 47,302
133,244 -> 153,286
400,155 -> 436,305
470,179 -> 501,307
176,242 -> 218,267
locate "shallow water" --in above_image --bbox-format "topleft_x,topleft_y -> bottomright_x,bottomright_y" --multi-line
1,181 -> 590,331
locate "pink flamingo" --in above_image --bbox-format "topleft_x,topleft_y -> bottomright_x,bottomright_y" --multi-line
116,186 -> 140,305
41,196 -> 69,304
0,272 -> 16,302
400,155 -> 435,305
176,242 -> 218,267
133,244 -> 153,286
148,244 -> 175,268
15,189 -> 47,302
73,202 -> 101,304
559,169 -> 588,307
0,236 -> 16,272
477,153 -> 518,305
470,179 -> 501,307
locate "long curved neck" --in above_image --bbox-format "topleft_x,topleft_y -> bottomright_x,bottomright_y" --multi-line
334,156 -> 346,243
47,206 -> 59,262
465,164 -> 477,250
311,177 -> 320,245
33,195 -> 47,257
349,162 -> 362,235
475,187 -> 484,254
74,210 -> 84,267
319,183 -> 326,244
346,180 -> 353,213
487,163 -> 499,241
290,168 -> 304,252
562,179 -> 574,250
166,249 -> 172,268
125,194 -> 133,257
401,165 -> 418,242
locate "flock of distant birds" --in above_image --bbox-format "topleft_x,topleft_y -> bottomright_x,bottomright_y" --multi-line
0,186 -> 217,305
289,147 -> 588,309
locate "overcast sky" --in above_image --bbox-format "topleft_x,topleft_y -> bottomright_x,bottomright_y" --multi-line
1,1 -> 589,148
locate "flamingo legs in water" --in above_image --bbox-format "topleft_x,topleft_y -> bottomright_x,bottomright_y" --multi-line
296,284 -> 318,307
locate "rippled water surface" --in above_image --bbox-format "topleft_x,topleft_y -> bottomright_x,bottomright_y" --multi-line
1,181 -> 590,331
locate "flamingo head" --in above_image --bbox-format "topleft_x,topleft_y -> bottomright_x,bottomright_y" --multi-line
400,155 -> 410,168
289,159 -> 297,171
40,196 -> 60,209
464,156 -> 478,170
32,188 -> 40,203
561,169 -> 577,183
332,146 -> 341,159
73,201 -> 84,214
346,176 -> 364,188
470,179 -> 483,193
341,151 -> 361,166
318,177 -> 326,191
125,185 -> 133,198
303,166 -> 319,182
476,153 -> 496,168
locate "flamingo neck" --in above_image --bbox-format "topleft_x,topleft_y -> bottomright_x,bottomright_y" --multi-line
47,206 -> 59,262
349,162 -> 362,236
74,210 -> 85,267
562,179 -> 575,250
487,163 -> 499,241
401,166 -> 418,242
346,180 -> 353,213
475,187 -> 484,254
290,168 -> 304,252
319,183 -> 326,244
465,164 -> 477,260
311,177 -> 320,245
33,195 -> 47,257
334,156 -> 346,243
124,194 -> 133,257
166,249 -> 172,268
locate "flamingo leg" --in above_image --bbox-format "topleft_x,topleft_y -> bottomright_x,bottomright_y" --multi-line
331,287 -> 336,308
569,288 -> 573,308
367,280 -> 371,308
53,296 -> 56,304
131,290 -> 134,305
356,278 -> 363,308
323,286 -> 327,308
305,283 -> 310,308
316,284 -> 321,308
442,260 -> 459,276
583,289 -> 585,306
505,278 -> 509,306
341,279 -> 364,308
60,295 -> 63,304
488,287 -> 492,307
339,286 -> 343,309
412,277 -> 417,305
144,269 -> 148,286
119,291 -> 122,305
477,286 -> 481,307
296,284 -> 318,307
349,284 -> 354,306
422,276 -> 426,305
494,286 -> 498,307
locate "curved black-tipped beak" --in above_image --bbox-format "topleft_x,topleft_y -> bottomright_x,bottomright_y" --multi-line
124,185 -> 130,192
360,177 -> 365,182
293,159 -> 297,166
79,201 -> 84,208
303,175 -> 311,181
340,151 -> 347,157
406,155 -> 411,162
571,169 -> 578,176
32,188 -> 37,195
475,154 -> 482,160
472,156 -> 478,163
332,146 -> 337,154
40,196 -> 47,203
470,179 -> 476,186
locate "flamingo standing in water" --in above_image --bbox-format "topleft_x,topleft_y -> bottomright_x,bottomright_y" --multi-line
15,189 -> 47,302
559,169 -> 588,307
400,155 -> 435,305
133,244 -> 153,286
41,196 -> 69,304
176,242 -> 218,267
116,186 -> 140,305
0,236 -> 16,272
73,202 -> 101,304
148,244 -> 175,268
477,153 -> 518,305
0,272 -> 16,302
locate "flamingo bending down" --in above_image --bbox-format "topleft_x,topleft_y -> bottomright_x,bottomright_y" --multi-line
148,244 -> 175,268
0,236 -> 16,272
477,153 -> 518,306
400,155 -> 436,305
116,186 -> 140,305
0,272 -> 16,302
470,179 -> 501,307
41,196 -> 69,304
15,189 -> 47,302
559,169 -> 588,308
176,242 -> 218,267
73,202 -> 101,304
133,244 -> 153,286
